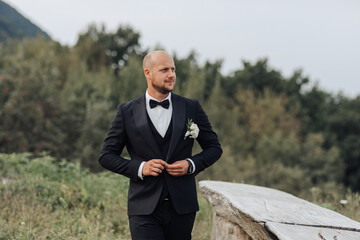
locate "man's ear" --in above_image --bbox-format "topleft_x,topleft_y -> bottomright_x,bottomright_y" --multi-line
144,68 -> 150,79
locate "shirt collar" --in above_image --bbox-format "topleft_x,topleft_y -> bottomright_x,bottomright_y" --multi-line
145,90 -> 172,105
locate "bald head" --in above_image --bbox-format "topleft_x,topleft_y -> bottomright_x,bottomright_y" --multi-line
143,50 -> 176,99
143,51 -> 173,70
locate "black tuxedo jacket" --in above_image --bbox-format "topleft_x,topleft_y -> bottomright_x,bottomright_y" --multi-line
99,93 -> 222,215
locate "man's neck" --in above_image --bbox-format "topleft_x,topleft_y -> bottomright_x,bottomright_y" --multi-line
147,90 -> 170,101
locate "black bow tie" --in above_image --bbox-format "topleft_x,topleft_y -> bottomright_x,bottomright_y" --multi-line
150,99 -> 170,109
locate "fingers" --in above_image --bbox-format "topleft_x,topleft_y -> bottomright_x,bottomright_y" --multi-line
142,159 -> 189,177
142,159 -> 167,177
152,159 -> 167,165
166,169 -> 185,176
166,160 -> 189,176
165,162 -> 181,169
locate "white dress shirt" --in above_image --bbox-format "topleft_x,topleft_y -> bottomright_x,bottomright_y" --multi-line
137,91 -> 195,179
146,91 -> 173,137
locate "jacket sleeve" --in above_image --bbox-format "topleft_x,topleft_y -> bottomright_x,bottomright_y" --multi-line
190,100 -> 222,175
99,104 -> 142,181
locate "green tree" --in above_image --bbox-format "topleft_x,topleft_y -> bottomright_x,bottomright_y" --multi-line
75,24 -> 142,75
0,37 -> 68,156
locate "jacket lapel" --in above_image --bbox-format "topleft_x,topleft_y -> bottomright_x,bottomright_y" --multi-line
166,94 -> 185,162
133,96 -> 161,156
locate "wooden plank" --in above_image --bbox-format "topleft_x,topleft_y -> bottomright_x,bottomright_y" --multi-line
199,181 -> 360,229
199,180 -> 360,239
265,222 -> 360,240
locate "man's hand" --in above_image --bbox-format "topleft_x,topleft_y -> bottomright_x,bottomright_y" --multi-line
166,160 -> 189,176
142,159 -> 167,177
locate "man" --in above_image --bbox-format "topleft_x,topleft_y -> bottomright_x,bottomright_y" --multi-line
99,51 -> 222,240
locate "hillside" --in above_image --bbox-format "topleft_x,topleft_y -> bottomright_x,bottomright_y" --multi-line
0,0 -> 50,43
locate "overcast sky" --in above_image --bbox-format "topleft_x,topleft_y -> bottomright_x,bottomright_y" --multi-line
4,0 -> 360,97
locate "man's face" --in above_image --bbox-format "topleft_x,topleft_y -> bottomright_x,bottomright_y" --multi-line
146,53 -> 176,95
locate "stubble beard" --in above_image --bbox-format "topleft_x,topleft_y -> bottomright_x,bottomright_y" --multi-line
151,81 -> 175,95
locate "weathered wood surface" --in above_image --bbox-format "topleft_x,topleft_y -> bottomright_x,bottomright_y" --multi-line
199,180 -> 360,240
266,222 -> 360,240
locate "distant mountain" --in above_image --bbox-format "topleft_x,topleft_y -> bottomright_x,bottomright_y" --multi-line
0,0 -> 51,43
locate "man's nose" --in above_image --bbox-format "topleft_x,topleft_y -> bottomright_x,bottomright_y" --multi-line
168,71 -> 175,78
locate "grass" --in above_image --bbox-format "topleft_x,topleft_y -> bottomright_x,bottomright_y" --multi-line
0,153 -> 211,240
0,152 -> 358,239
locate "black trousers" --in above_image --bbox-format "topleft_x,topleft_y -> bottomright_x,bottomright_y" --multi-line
128,198 -> 196,240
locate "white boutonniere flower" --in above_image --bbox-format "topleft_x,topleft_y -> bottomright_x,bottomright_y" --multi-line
184,119 -> 199,139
